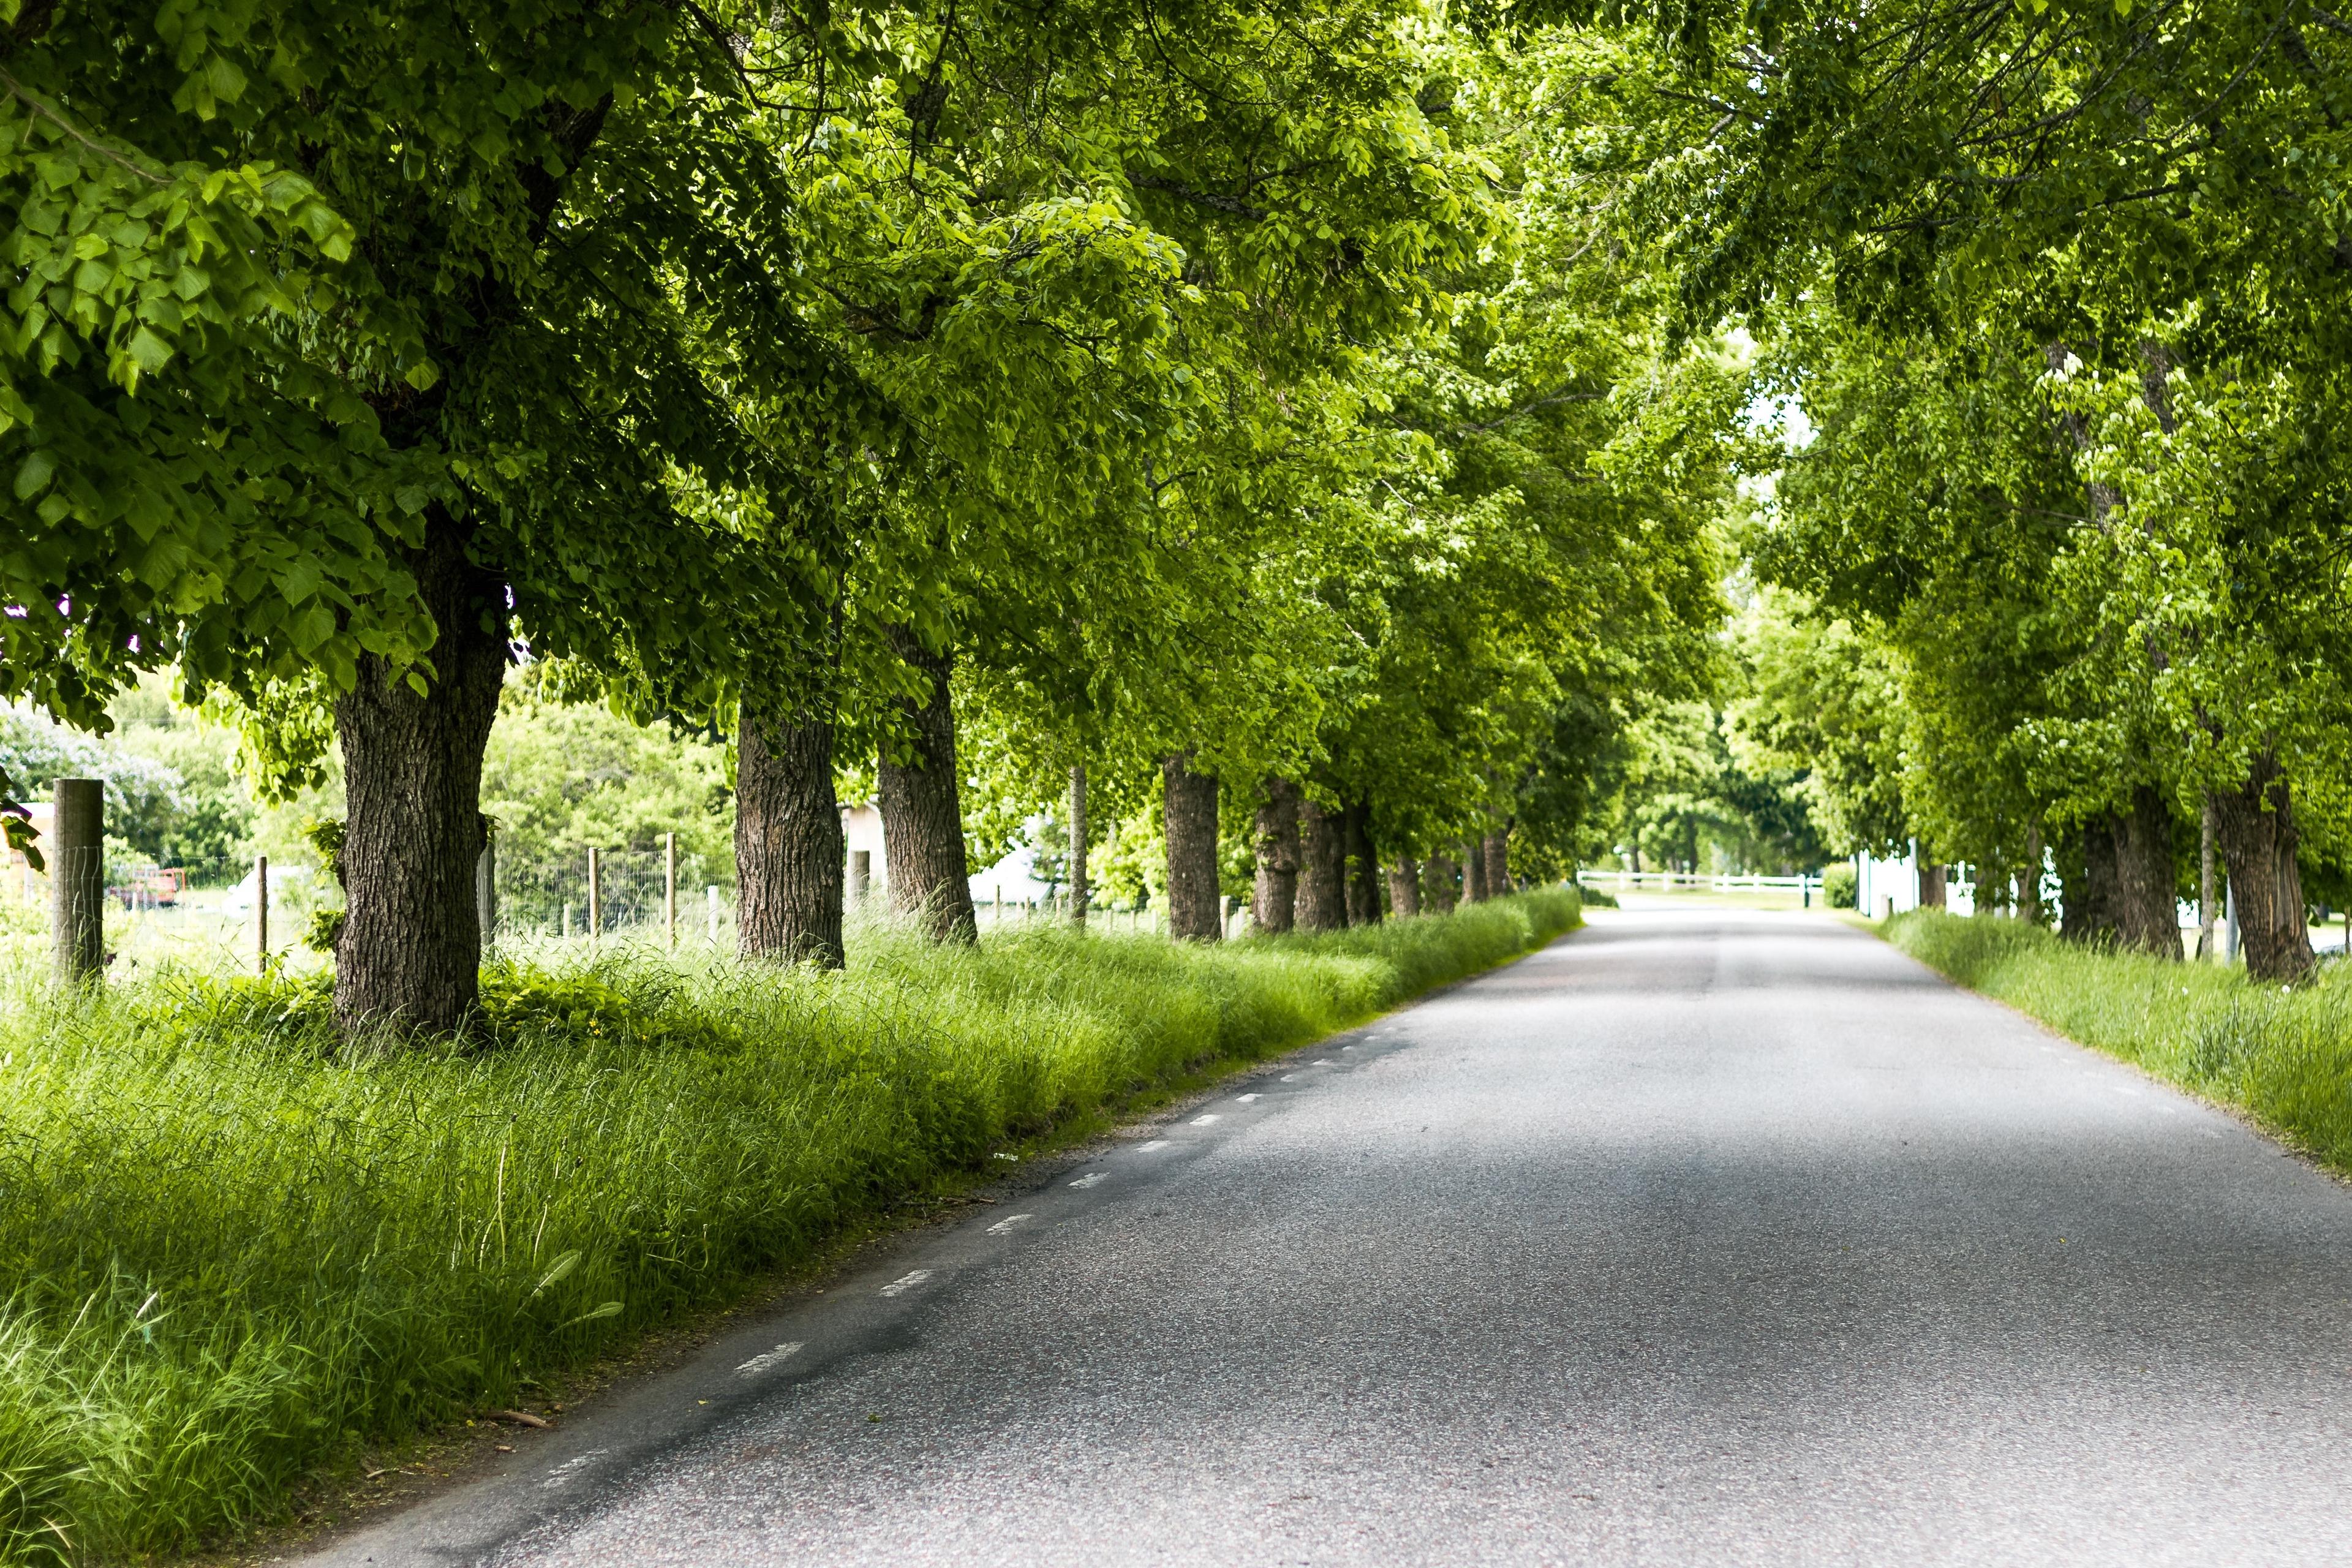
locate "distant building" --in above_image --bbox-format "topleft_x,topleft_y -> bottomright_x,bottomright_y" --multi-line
839,802 -> 1057,907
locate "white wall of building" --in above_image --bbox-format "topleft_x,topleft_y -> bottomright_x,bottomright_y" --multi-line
840,804 -> 1059,905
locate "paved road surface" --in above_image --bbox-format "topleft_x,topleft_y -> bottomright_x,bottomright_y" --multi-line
312,910 -> 2352,1567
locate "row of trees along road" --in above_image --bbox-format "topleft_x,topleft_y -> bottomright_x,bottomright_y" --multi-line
1576,0 -> 2352,981
6,2 -> 1738,1032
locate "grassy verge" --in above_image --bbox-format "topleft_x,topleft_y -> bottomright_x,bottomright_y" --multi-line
1882,910 -> 2352,1171
0,889 -> 1577,1562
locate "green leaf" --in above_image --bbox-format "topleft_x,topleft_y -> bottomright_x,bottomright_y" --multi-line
13,450 -> 55,500
126,326 -> 174,375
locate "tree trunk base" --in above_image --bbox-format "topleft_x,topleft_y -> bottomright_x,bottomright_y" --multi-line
333,513 -> 507,1036
1295,798 -> 1347,931
737,699 -> 844,968
878,633 -> 976,944
1252,777 -> 1301,933
2212,757 -> 2315,983
1163,753 -> 1222,941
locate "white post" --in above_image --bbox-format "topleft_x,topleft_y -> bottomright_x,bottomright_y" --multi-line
256,853 -> 269,972
586,847 -> 600,947
665,832 -> 677,949
706,883 -> 720,944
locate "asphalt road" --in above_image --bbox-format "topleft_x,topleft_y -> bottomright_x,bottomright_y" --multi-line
311,909 -> 2352,1567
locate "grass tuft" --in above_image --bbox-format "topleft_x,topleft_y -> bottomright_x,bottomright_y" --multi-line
0,889 -> 1576,1560
1883,911 -> 2352,1170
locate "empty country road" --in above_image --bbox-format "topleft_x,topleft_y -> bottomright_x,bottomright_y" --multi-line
311,909 -> 2352,1567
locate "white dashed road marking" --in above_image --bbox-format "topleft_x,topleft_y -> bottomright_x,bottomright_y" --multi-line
1237,1094 -> 1261,1103
1069,1172 -> 1107,1188
987,1214 -> 1035,1234
542,1450 -> 610,1490
1313,1059 -> 1335,1065
1280,1074 -> 1300,1082
1137,1139 -> 1171,1152
880,1270 -> 933,1297
736,1343 -> 803,1378
1191,1114 -> 1219,1126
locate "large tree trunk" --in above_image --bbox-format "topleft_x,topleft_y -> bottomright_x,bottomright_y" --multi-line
1251,777 -> 1301,933
876,632 -> 976,943
1460,838 -> 1485,905
2060,816 -> 2120,944
2018,820 -> 2044,927
1161,752 -> 1222,941
1344,801 -> 1381,925
2211,753 -> 2316,982
1425,853 -> 1459,914
1387,858 -> 1422,917
2112,785 -> 2181,960
1481,829 -> 1510,898
333,513 -> 508,1035
1068,763 -> 1089,929
1295,797 -> 1348,931
734,695 -> 843,968
1918,860 -> 1946,910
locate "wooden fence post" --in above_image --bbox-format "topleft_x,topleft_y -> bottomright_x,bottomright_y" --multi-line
51,778 -> 103,984
850,848 -> 872,904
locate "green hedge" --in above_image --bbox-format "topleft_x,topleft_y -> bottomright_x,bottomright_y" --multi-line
0,889 -> 1577,1561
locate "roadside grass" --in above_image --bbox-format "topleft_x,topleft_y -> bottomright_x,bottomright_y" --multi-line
1883,911 -> 2352,1172
0,889 -> 1577,1564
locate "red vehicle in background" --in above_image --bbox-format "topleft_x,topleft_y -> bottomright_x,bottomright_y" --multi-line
111,865 -> 187,910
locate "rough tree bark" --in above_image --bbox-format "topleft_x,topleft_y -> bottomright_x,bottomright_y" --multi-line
1068,763 -> 1088,929
2198,800 -> 2217,959
1481,829 -> 1511,898
2112,786 -> 2182,960
2210,752 -> 2316,982
2060,816 -> 2121,944
1460,839 -> 1485,905
1251,777 -> 1301,933
734,695 -> 843,968
1425,853 -> 1460,915
333,511 -> 508,1035
876,631 -> 976,943
1295,797 -> 1348,930
1345,802 -> 1381,925
1386,858 -> 1422,918
1161,752 -> 1222,941
2019,821 -> 2044,927
1918,860 -> 1946,910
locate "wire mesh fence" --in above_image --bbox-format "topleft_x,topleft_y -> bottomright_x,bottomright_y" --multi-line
0,835 -> 1202,978
492,843 -> 736,948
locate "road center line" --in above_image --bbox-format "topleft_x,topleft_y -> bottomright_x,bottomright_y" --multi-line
1136,1139 -> 1171,1152
879,1270 -> 932,1297
987,1213 -> 1035,1234
1190,1114 -> 1219,1126
1069,1172 -> 1107,1188
1236,1093 -> 1261,1103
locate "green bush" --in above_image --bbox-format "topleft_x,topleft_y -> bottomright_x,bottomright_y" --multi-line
1884,911 -> 2352,1169
1822,862 -> 1858,908
0,890 -> 1576,1560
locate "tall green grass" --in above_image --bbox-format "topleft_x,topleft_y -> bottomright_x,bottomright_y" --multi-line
0,890 -> 1576,1562
1884,911 -> 2352,1168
